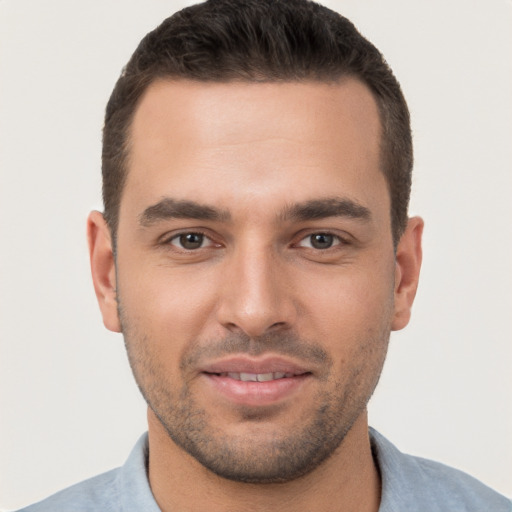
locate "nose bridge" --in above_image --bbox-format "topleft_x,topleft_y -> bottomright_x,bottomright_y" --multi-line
217,239 -> 294,337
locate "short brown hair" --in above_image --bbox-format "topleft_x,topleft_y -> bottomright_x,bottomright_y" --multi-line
102,0 -> 412,247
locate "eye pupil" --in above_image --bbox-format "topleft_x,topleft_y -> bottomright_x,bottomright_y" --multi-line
179,233 -> 204,249
310,233 -> 333,249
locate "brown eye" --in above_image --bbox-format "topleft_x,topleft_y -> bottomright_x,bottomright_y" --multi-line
309,233 -> 335,249
297,233 -> 340,250
173,233 -> 205,250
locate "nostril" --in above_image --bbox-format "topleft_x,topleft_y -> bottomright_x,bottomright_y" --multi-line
269,322 -> 287,330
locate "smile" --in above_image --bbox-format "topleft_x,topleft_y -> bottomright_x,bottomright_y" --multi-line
214,372 -> 297,382
202,372 -> 311,407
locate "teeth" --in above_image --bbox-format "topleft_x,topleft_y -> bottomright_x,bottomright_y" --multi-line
222,372 -> 291,381
256,373 -> 274,382
240,372 -> 258,382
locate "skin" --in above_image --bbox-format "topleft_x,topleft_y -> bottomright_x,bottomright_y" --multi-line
88,79 -> 423,512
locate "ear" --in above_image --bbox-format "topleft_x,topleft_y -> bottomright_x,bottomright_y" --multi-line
391,216 -> 424,331
87,211 -> 121,333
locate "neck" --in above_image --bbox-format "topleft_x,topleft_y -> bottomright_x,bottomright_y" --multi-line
147,409 -> 380,512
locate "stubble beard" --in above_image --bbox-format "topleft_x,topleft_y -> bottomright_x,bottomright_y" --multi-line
119,304 -> 390,484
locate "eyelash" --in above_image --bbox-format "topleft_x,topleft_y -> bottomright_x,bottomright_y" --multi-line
165,231 -> 218,250
295,232 -> 345,250
163,231 -> 348,251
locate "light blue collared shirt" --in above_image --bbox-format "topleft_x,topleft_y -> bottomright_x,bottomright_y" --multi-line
17,429 -> 512,511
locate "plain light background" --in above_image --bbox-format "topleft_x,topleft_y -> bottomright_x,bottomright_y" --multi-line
1,0 -> 511,509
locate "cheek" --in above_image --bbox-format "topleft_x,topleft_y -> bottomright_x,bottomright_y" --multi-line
117,261 -> 221,350
301,260 -> 395,315
296,261 -> 395,352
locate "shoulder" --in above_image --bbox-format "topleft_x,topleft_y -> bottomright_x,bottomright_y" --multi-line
15,433 -> 159,512
404,456 -> 512,511
14,468 -> 121,512
370,428 -> 512,512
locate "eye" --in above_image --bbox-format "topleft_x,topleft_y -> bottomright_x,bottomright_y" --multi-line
170,232 -> 209,250
298,233 -> 340,250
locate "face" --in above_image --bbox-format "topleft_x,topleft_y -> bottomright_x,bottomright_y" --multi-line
89,79 -> 422,483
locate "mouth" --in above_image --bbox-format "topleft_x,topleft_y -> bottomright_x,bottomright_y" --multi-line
200,355 -> 312,376
199,357 -> 313,406
210,371 -> 300,382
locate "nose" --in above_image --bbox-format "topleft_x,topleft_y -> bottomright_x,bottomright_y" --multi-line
216,245 -> 297,338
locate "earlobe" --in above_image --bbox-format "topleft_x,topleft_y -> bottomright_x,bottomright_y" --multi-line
391,216 -> 424,331
87,211 -> 122,333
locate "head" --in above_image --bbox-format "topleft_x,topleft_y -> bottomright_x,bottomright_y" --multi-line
89,0 -> 422,485
102,0 -> 412,250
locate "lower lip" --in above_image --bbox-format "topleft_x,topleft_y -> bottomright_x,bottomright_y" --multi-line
202,373 -> 311,406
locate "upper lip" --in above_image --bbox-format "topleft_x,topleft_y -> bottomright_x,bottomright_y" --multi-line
200,356 -> 312,376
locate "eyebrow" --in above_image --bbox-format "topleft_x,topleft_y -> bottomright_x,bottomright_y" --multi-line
138,196 -> 371,227
139,198 -> 230,226
281,197 -> 372,223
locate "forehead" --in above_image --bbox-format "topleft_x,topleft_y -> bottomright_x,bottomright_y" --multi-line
123,79 -> 387,222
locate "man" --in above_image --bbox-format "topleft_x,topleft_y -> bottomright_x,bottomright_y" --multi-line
16,0 -> 511,510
